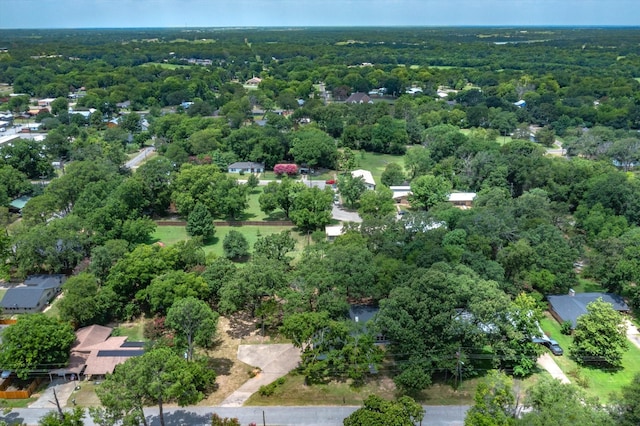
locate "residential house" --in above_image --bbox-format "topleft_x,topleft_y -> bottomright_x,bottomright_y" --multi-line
8,195 -> 31,214
448,192 -> 477,209
345,93 -> 373,104
390,187 -> 476,209
50,325 -> 145,380
227,161 -> 265,174
547,292 -> 630,328
325,225 -> 344,241
0,275 -> 65,314
245,77 -> 262,86
351,169 -> 376,190
349,305 -> 388,344
37,98 -> 56,109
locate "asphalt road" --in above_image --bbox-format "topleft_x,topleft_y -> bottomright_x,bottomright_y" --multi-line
125,146 -> 155,169
2,405 -> 470,426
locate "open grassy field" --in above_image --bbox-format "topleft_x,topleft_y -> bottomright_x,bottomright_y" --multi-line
540,314 -> 640,402
354,151 -> 405,185
152,225 -> 310,259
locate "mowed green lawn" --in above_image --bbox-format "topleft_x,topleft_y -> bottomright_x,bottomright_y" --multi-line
152,225 -> 309,259
540,314 -> 640,402
354,151 -> 405,186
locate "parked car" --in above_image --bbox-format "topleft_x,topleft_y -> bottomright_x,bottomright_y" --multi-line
543,339 -> 564,356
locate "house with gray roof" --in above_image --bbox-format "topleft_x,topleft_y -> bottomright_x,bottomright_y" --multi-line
1,275 -> 65,314
547,292 -> 629,328
227,161 -> 264,174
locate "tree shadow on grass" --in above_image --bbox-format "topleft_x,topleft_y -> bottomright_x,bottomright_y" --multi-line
147,409 -> 212,426
208,357 -> 234,376
226,311 -> 259,339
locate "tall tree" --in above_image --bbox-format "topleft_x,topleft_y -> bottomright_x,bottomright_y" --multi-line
409,174 -> 452,210
464,371 -> 516,426
165,297 -> 219,361
93,347 -> 214,426
186,202 -> 215,241
520,376 -> 613,425
570,298 -> 628,369
289,187 -> 334,232
338,173 -> 367,208
0,314 -> 75,379
253,230 -> 296,263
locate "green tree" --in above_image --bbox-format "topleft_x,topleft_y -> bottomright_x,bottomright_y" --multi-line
358,186 -> 396,220
520,376 -> 613,426
404,146 -> 434,179
465,371 -> 516,426
343,394 -> 424,426
380,162 -> 406,186
254,230 -> 296,263
93,347 -> 214,426
0,314 -> 75,379
0,227 -> 11,280
570,298 -> 628,368
613,373 -> 640,426
223,230 -> 249,260
535,126 -> 556,147
258,177 -> 306,218
289,127 -> 338,169
219,256 -> 288,316
289,187 -> 334,232
141,270 -> 211,315
166,297 -> 219,361
338,173 -> 367,208
186,202 -> 216,241
409,174 -> 452,210
38,407 -> 85,426
58,273 -> 116,327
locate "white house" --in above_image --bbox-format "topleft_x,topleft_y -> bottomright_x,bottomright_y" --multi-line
227,161 -> 265,174
448,192 -> 477,208
351,169 -> 376,190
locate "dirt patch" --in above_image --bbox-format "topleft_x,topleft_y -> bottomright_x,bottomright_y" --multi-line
225,311 -> 260,339
198,316 -> 254,405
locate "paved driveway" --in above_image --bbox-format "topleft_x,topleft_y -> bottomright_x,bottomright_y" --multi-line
331,205 -> 362,222
219,344 -> 301,407
536,353 -> 570,384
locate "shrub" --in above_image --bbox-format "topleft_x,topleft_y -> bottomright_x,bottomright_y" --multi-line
258,377 -> 286,396
560,320 -> 573,335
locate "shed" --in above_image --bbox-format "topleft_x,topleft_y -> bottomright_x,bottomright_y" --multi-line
547,292 -> 630,328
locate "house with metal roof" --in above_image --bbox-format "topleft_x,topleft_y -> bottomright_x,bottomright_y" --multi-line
351,169 -> 376,190
0,275 -> 65,314
547,292 -> 630,328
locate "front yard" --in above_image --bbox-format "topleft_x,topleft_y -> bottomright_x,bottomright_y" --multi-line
540,314 -> 640,402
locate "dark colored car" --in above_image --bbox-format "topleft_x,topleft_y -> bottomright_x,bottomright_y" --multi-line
543,339 -> 564,356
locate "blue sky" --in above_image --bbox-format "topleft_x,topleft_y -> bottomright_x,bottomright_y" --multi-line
1,0 -> 639,29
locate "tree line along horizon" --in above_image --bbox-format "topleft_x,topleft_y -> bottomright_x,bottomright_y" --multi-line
0,27 -> 640,424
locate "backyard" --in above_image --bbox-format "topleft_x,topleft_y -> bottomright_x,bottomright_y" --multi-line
152,224 -> 309,259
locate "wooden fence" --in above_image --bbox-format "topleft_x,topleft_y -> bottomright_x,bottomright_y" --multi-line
156,220 -> 294,227
0,378 -> 41,399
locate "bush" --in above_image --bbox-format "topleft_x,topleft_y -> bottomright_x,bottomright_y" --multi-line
258,377 -> 286,396
223,230 -> 249,260
560,320 -> 573,335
